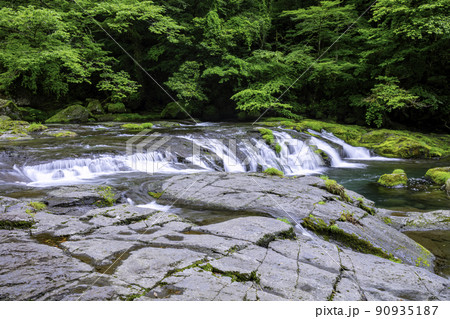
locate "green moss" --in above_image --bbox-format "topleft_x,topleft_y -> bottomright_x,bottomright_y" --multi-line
275,143 -> 282,154
277,218 -> 291,225
324,179 -> 351,202
121,122 -> 154,130
338,212 -> 361,225
0,119 -> 30,134
0,220 -> 34,230
377,170 -> 408,187
320,175 -> 329,180
265,118 -> 450,159
96,186 -> 116,207
29,202 -> 46,211
198,263 -> 261,284
317,201 -> 326,205
27,123 -> 47,132
425,167 -> 450,185
302,215 -> 401,263
414,243 -> 432,268
356,199 -> 376,215
148,191 -> 163,199
44,130 -> 78,137
255,227 -> 296,248
263,167 -> 284,177
45,105 -> 90,124
382,217 -> 392,225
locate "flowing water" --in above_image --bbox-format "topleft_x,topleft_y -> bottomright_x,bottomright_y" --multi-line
1,122 -> 448,275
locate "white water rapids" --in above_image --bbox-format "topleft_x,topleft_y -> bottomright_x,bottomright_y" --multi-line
12,129 -> 397,187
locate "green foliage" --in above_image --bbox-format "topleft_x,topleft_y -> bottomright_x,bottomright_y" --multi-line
263,167 -> 284,177
362,77 -> 421,128
0,0 -> 448,130
96,186 -> 116,207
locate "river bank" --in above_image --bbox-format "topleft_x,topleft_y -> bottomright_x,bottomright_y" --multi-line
0,111 -> 449,300
1,174 -> 449,301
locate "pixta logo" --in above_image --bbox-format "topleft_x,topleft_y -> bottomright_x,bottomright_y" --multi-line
126,130 -> 173,175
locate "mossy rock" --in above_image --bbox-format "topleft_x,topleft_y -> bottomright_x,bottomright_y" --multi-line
377,169 -> 408,188
0,119 -> 30,135
324,179 -> 351,202
121,123 -> 154,130
43,130 -> 78,138
425,167 -> 450,185
263,167 -> 284,177
46,105 -> 90,123
105,102 -> 126,114
0,99 -> 22,120
161,102 -> 182,119
86,99 -> 104,114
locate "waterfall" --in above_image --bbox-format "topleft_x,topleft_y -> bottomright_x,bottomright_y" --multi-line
13,127 -> 387,186
309,137 -> 364,168
309,129 -> 399,161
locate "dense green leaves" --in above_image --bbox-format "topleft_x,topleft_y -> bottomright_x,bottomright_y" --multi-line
0,0 -> 448,130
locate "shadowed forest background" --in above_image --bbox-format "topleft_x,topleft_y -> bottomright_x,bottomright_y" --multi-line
0,0 -> 448,130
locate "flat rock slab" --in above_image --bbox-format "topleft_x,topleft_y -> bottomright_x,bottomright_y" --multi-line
0,192 -> 448,301
160,173 -> 436,269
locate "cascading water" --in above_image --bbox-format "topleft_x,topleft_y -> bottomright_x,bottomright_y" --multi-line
308,129 -> 398,161
10,127 -> 385,186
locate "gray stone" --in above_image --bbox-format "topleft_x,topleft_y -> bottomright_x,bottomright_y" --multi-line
196,216 -> 293,245
114,247 -> 206,289
60,239 -> 140,267
161,173 -> 435,268
46,185 -> 119,209
0,234 -> 92,300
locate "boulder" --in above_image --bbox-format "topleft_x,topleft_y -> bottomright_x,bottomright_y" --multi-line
45,105 -> 90,123
0,99 -> 21,120
378,169 -> 408,187
86,99 -> 103,114
425,167 -> 450,185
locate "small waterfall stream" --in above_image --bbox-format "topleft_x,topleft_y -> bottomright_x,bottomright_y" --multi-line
10,127 -> 390,187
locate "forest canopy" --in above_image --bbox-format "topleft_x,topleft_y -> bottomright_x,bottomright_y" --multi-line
0,0 -> 448,130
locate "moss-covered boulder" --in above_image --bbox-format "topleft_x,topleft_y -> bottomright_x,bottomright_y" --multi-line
263,167 -> 284,177
0,99 -> 22,120
43,130 -> 78,138
377,169 -> 408,188
46,105 -> 90,124
86,99 -> 103,114
121,123 -> 153,130
105,102 -> 126,114
425,167 -> 450,185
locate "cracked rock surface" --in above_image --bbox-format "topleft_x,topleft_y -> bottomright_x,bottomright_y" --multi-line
0,174 -> 449,301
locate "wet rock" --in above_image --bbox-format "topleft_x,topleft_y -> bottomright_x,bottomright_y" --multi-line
114,247 -> 206,289
86,99 -> 103,114
45,185 -> 119,212
60,239 -> 140,268
45,105 -> 90,124
195,216 -> 294,246
0,99 -> 21,120
160,173 -> 435,269
0,231 -> 92,301
377,209 -> 450,232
